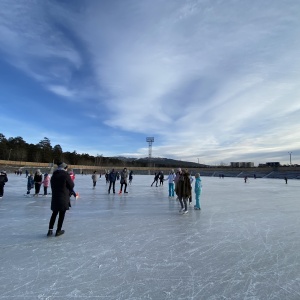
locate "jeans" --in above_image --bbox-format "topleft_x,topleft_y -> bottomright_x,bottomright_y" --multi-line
168,183 -> 174,197
179,197 -> 188,211
108,181 -> 115,193
44,186 -> 48,195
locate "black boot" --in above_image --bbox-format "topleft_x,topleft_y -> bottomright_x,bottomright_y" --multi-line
47,229 -> 53,237
55,230 -> 65,237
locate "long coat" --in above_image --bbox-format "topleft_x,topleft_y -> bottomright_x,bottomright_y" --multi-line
50,169 -> 74,211
175,173 -> 191,198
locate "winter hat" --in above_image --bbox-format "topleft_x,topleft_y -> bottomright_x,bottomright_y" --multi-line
195,173 -> 200,178
58,162 -> 68,169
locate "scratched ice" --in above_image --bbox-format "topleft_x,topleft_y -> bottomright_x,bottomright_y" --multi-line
1,174 -> 300,300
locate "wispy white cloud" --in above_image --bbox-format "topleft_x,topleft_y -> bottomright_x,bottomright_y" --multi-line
1,0 -> 300,164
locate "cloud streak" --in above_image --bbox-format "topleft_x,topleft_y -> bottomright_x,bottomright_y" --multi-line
1,0 -> 300,165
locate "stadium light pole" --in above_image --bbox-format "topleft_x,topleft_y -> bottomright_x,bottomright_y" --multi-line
146,137 -> 154,169
288,152 -> 292,166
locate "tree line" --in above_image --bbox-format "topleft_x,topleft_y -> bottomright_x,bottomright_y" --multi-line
0,133 -> 148,167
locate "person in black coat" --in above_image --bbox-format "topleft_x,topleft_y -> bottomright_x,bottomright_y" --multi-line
0,171 -> 8,198
47,162 -> 74,237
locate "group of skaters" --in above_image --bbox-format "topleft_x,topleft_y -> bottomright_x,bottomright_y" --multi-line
1,163 -> 202,237
158,168 -> 202,214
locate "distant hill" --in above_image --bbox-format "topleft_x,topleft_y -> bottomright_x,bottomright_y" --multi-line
114,156 -> 208,168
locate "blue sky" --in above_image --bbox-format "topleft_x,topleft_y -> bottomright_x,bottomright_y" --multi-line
1,0 -> 300,166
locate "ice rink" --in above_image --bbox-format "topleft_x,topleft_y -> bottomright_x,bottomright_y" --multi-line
1,173 -> 300,300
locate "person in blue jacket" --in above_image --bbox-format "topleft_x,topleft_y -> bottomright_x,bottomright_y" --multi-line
108,169 -> 117,194
194,173 -> 202,210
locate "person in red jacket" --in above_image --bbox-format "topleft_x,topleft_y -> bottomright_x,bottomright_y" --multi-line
68,169 -> 79,199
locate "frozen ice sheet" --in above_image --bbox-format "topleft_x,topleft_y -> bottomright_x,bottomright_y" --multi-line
1,174 -> 300,299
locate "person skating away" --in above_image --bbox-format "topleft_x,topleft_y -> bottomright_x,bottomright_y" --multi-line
42,173 -> 50,196
108,169 -> 117,194
159,171 -> 164,186
284,177 -> 288,184
0,171 -> 8,199
129,170 -> 133,185
164,169 -> 176,198
119,168 -> 128,194
194,173 -> 202,210
175,169 -> 191,214
151,172 -> 160,187
26,172 -> 34,196
92,171 -> 98,189
68,169 -> 79,199
47,162 -> 74,237
34,169 -> 43,196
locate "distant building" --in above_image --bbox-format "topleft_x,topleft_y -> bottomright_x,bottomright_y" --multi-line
265,162 -> 280,167
230,162 -> 254,168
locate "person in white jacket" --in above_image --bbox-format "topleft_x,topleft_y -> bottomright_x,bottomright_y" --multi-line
164,169 -> 176,198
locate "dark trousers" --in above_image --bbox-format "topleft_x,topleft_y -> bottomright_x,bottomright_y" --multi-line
108,181 -> 115,192
0,185 -> 4,197
35,183 -> 41,194
120,182 -> 127,192
49,210 -> 66,231
93,181 -> 97,187
44,186 -> 48,195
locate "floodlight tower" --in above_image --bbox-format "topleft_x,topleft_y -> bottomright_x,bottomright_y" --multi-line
146,137 -> 154,168
288,152 -> 292,166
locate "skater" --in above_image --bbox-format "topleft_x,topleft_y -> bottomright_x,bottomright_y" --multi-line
151,172 -> 160,187
176,169 -> 191,214
0,171 -> 8,199
194,173 -> 202,210
105,172 -> 109,184
164,169 -> 176,198
284,177 -> 288,184
47,162 -> 74,237
92,171 -> 98,188
108,169 -> 117,194
174,168 -> 182,199
42,173 -> 50,196
244,176 -> 248,183
119,167 -> 128,194
68,169 -> 79,199
129,170 -> 133,185
34,169 -> 43,196
26,172 -> 34,196
189,173 -> 194,204
159,171 -> 164,186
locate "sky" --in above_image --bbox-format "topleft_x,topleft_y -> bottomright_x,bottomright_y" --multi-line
0,0 -> 300,166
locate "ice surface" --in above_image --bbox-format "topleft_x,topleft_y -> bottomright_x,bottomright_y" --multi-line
1,174 -> 300,299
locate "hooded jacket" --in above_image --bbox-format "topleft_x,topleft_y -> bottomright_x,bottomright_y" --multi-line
195,177 -> 202,194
